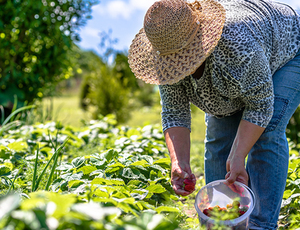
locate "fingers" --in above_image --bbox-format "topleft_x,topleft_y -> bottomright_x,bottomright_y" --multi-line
171,171 -> 196,196
225,171 -> 236,185
225,171 -> 248,187
172,184 -> 193,196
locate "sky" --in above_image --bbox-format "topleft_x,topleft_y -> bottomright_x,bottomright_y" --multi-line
77,0 -> 300,57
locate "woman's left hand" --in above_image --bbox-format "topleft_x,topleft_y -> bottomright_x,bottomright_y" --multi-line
225,119 -> 265,186
225,154 -> 248,186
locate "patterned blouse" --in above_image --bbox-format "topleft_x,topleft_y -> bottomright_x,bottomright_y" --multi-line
159,0 -> 300,132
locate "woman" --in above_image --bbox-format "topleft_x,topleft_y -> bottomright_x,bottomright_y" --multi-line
128,0 -> 300,228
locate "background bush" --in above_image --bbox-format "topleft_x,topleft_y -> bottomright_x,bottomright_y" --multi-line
79,51 -> 157,124
0,0 -> 98,118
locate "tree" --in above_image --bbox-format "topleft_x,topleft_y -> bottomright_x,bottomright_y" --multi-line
79,50 -> 157,124
0,0 -> 98,118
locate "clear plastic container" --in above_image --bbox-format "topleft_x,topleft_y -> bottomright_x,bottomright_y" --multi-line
194,180 -> 255,230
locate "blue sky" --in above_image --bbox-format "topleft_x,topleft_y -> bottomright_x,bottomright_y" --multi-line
76,0 -> 300,56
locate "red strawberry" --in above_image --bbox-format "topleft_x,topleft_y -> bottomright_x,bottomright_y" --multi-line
183,178 -> 195,191
238,210 -> 246,216
203,208 -> 212,217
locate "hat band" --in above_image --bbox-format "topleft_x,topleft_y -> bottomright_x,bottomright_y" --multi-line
155,20 -> 201,56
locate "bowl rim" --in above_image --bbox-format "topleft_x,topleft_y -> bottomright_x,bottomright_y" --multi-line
194,179 -> 256,226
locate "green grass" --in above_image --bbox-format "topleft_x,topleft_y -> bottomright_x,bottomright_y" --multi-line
41,95 -> 94,126
42,93 -> 206,141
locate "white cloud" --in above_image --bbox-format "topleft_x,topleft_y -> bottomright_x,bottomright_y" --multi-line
94,0 -> 156,19
80,27 -> 100,38
107,1 -> 132,19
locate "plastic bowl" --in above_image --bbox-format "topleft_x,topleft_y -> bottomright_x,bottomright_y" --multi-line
194,180 -> 255,230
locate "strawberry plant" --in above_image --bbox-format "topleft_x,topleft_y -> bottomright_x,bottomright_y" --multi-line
279,149 -> 300,229
0,115 -> 195,229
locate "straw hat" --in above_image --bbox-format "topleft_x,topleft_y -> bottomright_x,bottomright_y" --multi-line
128,0 -> 226,85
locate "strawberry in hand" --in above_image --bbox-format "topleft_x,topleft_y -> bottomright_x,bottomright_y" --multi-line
183,178 -> 195,192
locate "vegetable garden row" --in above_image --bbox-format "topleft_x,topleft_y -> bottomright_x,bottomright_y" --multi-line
0,114 -> 300,229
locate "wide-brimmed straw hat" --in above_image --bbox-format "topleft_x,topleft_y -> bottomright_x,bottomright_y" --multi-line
128,0 -> 226,85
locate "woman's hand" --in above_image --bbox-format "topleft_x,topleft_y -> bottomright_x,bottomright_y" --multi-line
225,119 -> 265,186
225,154 -> 248,186
164,127 -> 195,196
171,161 -> 196,196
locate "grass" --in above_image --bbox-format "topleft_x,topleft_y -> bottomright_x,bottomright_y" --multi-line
41,96 -> 94,126
41,92 -> 206,141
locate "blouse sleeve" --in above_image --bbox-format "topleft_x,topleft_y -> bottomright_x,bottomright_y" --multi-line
211,35 -> 274,128
158,82 -> 191,132
239,51 -> 274,128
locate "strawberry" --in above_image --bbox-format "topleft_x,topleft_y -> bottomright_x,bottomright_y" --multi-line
238,210 -> 246,216
203,208 -> 212,217
183,178 -> 195,191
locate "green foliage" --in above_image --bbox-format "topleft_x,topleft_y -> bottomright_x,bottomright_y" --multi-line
79,50 -> 157,124
0,114 -> 191,229
3,106 -> 300,228
85,64 -> 132,123
0,0 -> 98,114
279,151 -> 300,229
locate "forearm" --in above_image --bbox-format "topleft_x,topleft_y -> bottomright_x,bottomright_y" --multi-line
164,126 -> 191,171
226,119 -> 265,185
230,119 -> 265,160
164,126 -> 196,195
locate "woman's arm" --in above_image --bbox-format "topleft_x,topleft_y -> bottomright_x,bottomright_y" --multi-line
225,119 -> 265,186
164,126 -> 196,196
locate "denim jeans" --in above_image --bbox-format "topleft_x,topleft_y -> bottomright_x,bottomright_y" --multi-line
204,48 -> 300,229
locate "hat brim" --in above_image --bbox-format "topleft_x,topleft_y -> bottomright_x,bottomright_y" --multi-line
128,0 -> 226,85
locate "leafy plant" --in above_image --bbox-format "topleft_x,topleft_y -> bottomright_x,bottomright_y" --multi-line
279,150 -> 300,229
0,0 -> 98,117
0,115 -> 192,229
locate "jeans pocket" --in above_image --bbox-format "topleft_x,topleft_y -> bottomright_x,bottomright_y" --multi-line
264,96 -> 289,133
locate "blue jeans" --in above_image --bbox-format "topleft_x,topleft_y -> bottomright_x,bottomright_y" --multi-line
204,48 -> 300,229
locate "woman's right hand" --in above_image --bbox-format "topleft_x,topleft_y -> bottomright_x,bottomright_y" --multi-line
171,161 -> 196,196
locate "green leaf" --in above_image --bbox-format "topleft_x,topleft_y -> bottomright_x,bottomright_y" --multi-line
155,206 -> 180,214
7,141 -> 28,152
150,164 -> 168,174
145,184 -> 166,194
113,197 -> 135,204
56,163 -> 73,171
0,146 -> 11,159
127,180 -> 144,187
71,157 -> 85,168
150,170 -> 158,181
153,158 -> 171,166
130,159 -> 150,167
105,162 -> 125,174
117,202 -> 138,216
122,168 -> 147,181
100,149 -> 118,162
91,178 -> 125,186
93,188 -> 110,198
78,165 -> 97,175
68,180 -> 85,188
33,209 -> 48,229
90,157 -> 107,167
0,165 -> 11,176
92,197 -> 118,206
